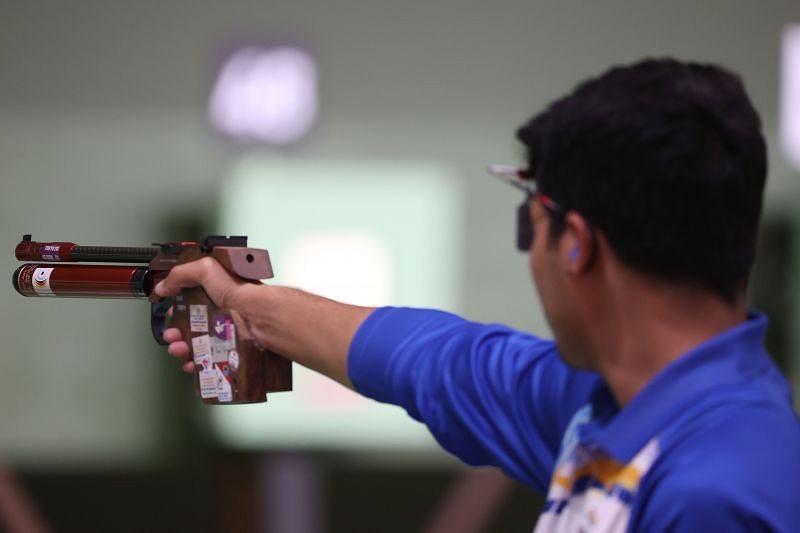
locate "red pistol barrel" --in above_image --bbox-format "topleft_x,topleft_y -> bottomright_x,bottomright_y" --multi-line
15,235 -> 159,263
15,239 -> 77,262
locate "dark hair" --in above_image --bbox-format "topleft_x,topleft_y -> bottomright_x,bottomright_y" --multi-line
517,58 -> 767,304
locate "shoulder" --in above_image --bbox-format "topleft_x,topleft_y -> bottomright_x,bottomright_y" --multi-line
660,385 -> 800,473
636,398 -> 800,532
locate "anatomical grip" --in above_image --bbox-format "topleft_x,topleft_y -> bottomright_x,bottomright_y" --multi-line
160,245 -> 290,404
171,286 -> 291,404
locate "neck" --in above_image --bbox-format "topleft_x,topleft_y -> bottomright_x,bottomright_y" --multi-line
591,280 -> 747,408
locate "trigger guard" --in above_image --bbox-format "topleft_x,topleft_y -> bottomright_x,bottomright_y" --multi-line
151,298 -> 173,346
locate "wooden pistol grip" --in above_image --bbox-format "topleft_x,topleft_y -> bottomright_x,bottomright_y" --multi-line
211,247 -> 273,281
171,286 -> 291,404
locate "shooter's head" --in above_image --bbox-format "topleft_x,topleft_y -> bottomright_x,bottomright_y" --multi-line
517,58 -> 767,306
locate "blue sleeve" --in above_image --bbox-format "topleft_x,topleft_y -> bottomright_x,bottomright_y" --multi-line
348,307 -> 598,491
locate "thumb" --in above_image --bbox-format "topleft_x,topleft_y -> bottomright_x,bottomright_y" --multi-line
154,256 -> 243,307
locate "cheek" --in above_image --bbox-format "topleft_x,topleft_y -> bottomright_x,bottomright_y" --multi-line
529,244 -> 555,310
529,230 -> 552,289
529,248 -> 591,369
529,238 -> 567,323
529,243 -> 545,290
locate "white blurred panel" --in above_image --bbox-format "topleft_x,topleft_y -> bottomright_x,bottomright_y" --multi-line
780,24 -> 800,172
211,154 -> 464,453
282,231 -> 393,307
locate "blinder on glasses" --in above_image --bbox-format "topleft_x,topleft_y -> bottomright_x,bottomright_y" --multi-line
488,164 -> 564,251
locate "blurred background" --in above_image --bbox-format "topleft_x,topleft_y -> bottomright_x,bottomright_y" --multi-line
1,1 -> 799,531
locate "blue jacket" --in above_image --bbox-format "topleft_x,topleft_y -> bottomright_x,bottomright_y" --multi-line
348,308 -> 800,532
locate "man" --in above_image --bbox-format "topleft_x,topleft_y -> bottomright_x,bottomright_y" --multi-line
156,59 -> 800,531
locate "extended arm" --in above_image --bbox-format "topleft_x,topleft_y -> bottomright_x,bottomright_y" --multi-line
155,256 -> 597,490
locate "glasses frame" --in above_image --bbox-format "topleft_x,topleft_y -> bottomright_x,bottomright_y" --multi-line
488,164 -> 564,251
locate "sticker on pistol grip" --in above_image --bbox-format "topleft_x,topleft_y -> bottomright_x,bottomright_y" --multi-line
216,364 -> 233,403
190,305 -> 209,333
196,354 -> 212,371
199,369 -> 218,399
191,334 -> 211,362
228,350 -> 240,371
211,314 -> 236,363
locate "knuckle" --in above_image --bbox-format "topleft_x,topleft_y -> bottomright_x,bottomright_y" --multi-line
198,256 -> 218,279
199,255 -> 217,269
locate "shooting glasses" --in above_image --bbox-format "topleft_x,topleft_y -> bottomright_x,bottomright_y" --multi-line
488,164 -> 563,251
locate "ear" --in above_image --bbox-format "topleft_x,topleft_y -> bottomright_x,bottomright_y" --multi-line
561,211 -> 596,274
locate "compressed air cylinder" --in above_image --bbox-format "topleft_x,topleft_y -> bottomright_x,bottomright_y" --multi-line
13,264 -> 150,298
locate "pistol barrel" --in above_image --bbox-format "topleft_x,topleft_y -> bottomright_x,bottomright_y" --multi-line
15,235 -> 158,263
69,245 -> 159,263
